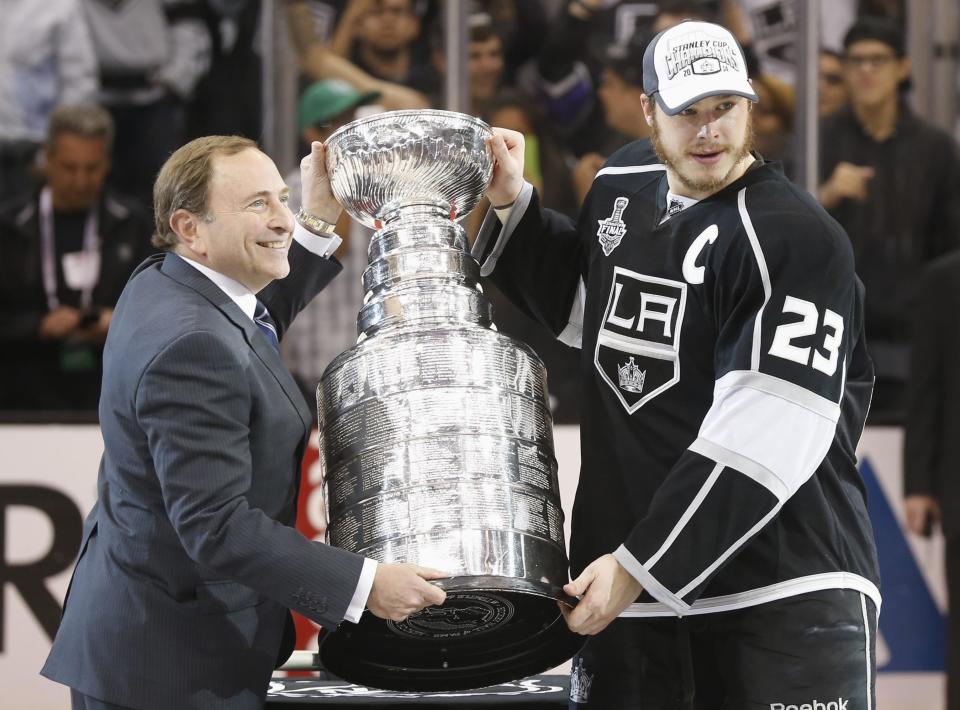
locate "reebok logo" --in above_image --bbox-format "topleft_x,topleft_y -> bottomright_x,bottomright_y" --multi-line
770,699 -> 848,710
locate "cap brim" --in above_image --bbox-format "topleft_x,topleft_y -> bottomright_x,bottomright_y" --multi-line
299,90 -> 384,132
656,79 -> 758,116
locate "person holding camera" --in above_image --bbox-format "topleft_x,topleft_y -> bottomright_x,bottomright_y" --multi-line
0,103 -> 154,412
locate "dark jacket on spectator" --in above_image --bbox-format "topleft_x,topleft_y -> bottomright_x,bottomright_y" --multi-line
904,252 -> 960,538
819,105 -> 960,384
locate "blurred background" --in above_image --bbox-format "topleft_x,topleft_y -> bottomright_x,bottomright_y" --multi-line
1,0 -> 959,707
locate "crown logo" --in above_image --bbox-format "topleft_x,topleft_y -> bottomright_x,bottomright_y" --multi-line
569,658 -> 593,703
618,356 -> 646,393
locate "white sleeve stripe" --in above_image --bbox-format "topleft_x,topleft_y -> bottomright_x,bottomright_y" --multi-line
478,181 -> 534,277
676,504 -> 782,599
737,187 -> 772,371
698,383 -> 837,496
860,592 -> 874,710
595,164 -> 667,177
620,572 -> 881,618
715,369 -> 841,421
643,463 -> 724,569
557,278 -> 586,348
689,437 -> 788,500
613,545 -> 690,615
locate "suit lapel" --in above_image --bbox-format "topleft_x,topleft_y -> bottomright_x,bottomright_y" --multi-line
159,253 -> 312,434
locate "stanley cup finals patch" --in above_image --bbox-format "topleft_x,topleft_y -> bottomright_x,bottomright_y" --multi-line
597,197 -> 630,256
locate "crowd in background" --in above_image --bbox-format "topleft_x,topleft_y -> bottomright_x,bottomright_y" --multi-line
0,0 -> 957,428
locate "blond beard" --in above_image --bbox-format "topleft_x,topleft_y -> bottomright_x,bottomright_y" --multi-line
650,110 -> 755,196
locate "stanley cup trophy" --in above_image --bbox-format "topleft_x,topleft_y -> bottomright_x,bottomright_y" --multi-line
315,110 -> 583,691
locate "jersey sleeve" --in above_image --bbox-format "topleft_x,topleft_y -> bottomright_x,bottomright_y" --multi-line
474,182 -> 591,340
614,187 -> 859,612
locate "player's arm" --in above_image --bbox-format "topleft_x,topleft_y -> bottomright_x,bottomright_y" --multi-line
615,195 -> 861,613
474,129 -> 589,341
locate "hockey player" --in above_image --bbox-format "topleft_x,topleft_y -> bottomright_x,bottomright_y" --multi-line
475,20 -> 881,710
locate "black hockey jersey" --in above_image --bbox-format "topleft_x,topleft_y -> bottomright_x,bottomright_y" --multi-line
475,140 -> 881,617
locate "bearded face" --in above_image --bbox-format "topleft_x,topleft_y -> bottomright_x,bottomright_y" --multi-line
648,96 -> 755,198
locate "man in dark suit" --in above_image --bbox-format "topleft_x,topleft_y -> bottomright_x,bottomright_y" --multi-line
41,135 -> 447,710
904,251 -> 960,710
0,103 -> 154,411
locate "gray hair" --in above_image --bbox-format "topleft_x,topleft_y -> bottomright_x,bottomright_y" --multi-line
46,103 -> 115,154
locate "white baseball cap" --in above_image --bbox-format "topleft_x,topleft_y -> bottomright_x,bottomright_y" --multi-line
642,20 -> 758,115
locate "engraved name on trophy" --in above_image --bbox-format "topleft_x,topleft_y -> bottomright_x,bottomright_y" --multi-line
316,110 -> 582,691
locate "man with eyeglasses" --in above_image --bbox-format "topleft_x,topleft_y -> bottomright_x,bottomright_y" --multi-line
818,49 -> 848,118
818,16 -> 960,424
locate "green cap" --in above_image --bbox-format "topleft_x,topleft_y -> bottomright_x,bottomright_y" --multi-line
297,79 -> 382,133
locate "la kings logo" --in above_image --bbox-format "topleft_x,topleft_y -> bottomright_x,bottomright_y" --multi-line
595,267 -> 687,413
597,197 -> 629,256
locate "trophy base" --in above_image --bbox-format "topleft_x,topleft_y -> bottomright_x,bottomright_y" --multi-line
316,576 -> 584,691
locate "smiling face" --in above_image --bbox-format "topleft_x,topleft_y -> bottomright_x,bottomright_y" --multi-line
644,94 -> 755,200
180,148 -> 295,292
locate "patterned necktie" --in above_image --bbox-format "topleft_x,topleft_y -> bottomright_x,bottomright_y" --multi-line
253,300 -> 280,353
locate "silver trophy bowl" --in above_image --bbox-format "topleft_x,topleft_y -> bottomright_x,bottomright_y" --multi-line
316,110 -> 582,691
326,109 -> 492,229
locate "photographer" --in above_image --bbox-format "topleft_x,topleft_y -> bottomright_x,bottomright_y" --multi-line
0,104 -> 153,412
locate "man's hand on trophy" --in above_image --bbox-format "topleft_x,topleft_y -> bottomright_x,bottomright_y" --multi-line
366,563 -> 449,622
485,128 -> 525,208
300,141 -> 342,225
559,554 -> 643,636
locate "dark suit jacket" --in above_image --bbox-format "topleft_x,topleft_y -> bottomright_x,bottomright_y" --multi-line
41,247 -> 366,709
904,250 -> 960,538
0,188 -> 155,409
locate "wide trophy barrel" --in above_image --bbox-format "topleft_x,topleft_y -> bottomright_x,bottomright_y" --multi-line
316,110 -> 583,691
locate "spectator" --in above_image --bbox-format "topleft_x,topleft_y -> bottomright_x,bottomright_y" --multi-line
0,0 -> 98,200
330,0 -> 439,96
474,0 -> 548,81
819,48 -> 848,117
569,31 -> 655,203
487,89 -> 576,216
0,104 -> 153,412
533,0 -> 615,161
187,0 -> 264,140
431,13 -> 505,118
652,0 -> 713,33
82,0 -> 212,205
904,252 -> 960,710
282,79 -> 381,400
286,0 -> 431,110
752,72 -> 795,175
721,0 -> 858,85
596,34 -> 652,146
818,16 -> 960,422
